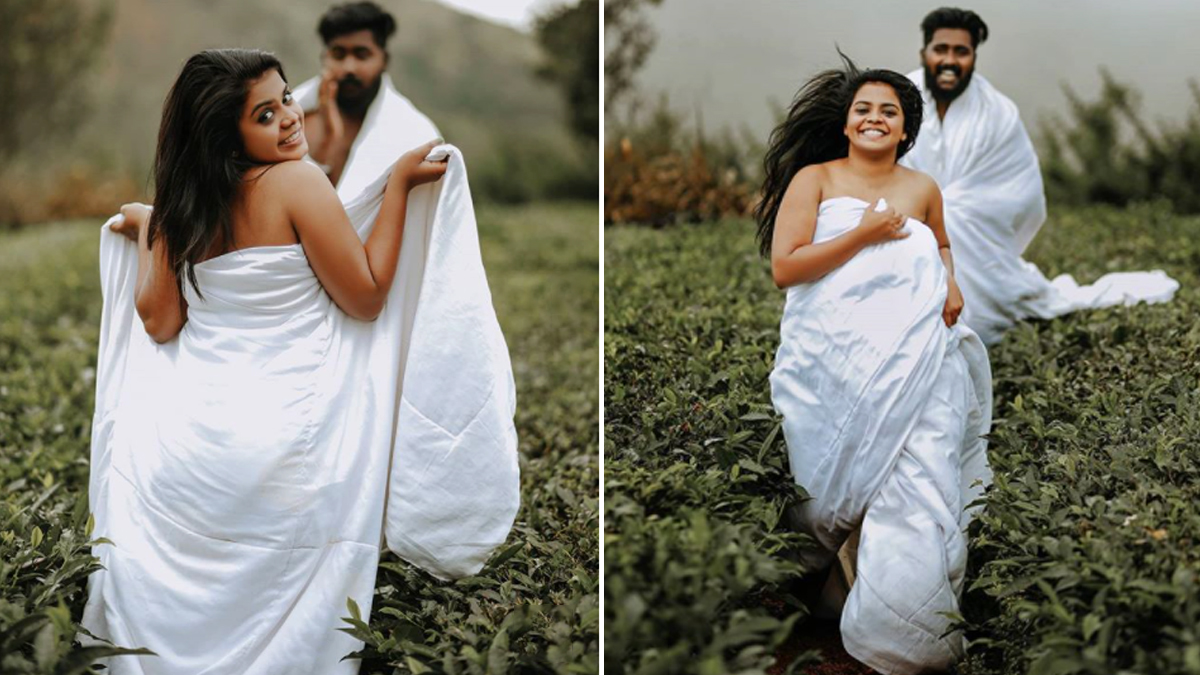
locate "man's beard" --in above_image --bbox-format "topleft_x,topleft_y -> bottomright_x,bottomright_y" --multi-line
924,63 -> 973,104
336,75 -> 382,117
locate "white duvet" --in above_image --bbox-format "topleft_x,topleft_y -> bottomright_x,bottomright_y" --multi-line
81,143 -> 520,674
771,197 -> 992,674
901,70 -> 1178,345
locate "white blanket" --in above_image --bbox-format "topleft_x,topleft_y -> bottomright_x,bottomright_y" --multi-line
82,145 -> 520,675
293,73 -> 440,204
900,70 -> 1178,345
771,197 -> 992,674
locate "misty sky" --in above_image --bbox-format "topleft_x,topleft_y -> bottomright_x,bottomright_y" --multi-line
432,0 -> 560,30
627,0 -> 1200,140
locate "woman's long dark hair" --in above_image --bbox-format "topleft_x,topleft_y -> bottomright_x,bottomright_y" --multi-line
753,53 -> 923,257
149,48 -> 286,295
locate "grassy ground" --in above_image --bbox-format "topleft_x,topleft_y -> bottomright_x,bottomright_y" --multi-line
604,201 -> 1200,674
0,200 -> 598,674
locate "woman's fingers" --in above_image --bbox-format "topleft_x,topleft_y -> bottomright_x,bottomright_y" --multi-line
418,137 -> 444,156
408,158 -> 449,187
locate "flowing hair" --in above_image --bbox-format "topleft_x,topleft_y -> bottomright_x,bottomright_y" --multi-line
148,48 -> 286,296
753,52 -> 923,257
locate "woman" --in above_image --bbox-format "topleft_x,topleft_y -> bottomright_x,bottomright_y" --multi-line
82,49 -> 518,674
755,55 -> 992,674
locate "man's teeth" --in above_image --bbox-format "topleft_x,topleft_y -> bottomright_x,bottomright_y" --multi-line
937,72 -> 958,84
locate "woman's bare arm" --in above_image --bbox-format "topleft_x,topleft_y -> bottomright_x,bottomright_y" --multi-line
279,140 -> 446,321
124,204 -> 187,343
922,178 -> 964,326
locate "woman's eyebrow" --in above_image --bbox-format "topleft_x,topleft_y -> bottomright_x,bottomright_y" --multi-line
249,84 -> 287,117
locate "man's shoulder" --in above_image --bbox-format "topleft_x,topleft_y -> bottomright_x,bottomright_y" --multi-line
971,74 -> 1021,120
380,77 -> 439,136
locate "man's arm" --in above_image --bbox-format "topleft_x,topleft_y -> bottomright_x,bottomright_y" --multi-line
307,72 -> 351,185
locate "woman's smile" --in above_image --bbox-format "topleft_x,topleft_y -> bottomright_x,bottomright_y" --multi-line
280,126 -> 304,147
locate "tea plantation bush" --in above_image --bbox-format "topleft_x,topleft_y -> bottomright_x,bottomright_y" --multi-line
604,201 -> 1200,674
0,201 -> 599,674
604,222 -> 817,674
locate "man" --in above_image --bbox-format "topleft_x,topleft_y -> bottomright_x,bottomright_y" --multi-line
901,7 -> 1177,345
295,1 -> 440,203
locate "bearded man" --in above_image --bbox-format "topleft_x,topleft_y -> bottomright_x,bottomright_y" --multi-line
901,7 -> 1178,345
296,1 -> 440,202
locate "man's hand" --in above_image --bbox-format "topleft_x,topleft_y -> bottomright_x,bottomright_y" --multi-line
943,276 -> 964,327
315,68 -> 345,161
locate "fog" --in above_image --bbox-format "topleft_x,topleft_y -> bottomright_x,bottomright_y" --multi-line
627,0 -> 1200,140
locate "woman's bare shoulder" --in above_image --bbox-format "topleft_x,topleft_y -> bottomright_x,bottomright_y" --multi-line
253,160 -> 335,204
897,165 -> 939,194
790,161 -> 834,192
255,159 -> 326,185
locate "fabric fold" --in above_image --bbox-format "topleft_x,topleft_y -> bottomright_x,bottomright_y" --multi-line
771,197 -> 992,674
900,70 -> 1179,345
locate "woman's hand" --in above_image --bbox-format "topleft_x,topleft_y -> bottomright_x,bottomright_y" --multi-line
113,203 -> 152,241
388,139 -> 449,192
943,276 -> 964,327
855,199 -> 909,246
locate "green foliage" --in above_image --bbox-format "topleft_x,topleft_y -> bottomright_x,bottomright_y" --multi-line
605,221 -> 817,673
1040,70 -> 1200,213
0,222 -> 153,673
959,202 -> 1200,675
606,202 -> 1200,672
535,0 -> 599,142
2,0 -> 588,226
0,201 -> 598,673
0,0 -> 113,162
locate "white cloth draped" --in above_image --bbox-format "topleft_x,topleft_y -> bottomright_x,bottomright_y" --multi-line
293,73 -> 440,204
82,145 -> 520,675
900,70 -> 1179,345
771,197 -> 992,674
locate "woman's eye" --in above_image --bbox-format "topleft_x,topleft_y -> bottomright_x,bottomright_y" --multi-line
259,110 -> 274,124
283,92 -> 293,104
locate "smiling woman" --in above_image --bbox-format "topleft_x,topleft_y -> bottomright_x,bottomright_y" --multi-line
240,72 -> 309,159
749,52 -> 993,674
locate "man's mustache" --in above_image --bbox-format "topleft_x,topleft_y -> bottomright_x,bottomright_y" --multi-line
338,76 -> 364,89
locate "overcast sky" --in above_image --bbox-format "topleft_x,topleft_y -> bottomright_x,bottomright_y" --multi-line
432,0 -> 561,31
626,0 -> 1200,140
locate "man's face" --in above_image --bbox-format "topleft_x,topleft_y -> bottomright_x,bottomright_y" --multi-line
921,27 -> 976,103
322,29 -> 387,111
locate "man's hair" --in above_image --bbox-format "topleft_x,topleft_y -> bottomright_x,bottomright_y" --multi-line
318,2 -> 396,49
920,7 -> 988,48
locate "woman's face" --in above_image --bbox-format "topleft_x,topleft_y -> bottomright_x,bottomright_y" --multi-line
843,82 -> 906,156
237,69 -> 307,164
